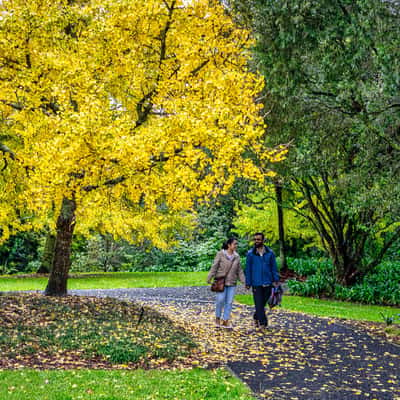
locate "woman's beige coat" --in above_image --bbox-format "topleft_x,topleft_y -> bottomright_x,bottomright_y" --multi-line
207,250 -> 245,286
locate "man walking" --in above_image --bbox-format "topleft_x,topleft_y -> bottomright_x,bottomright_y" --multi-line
245,232 -> 280,328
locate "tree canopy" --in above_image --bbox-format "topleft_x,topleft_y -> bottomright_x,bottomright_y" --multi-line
0,0 -> 279,294
230,0 -> 400,284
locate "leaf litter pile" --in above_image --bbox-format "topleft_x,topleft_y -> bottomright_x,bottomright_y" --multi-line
0,293 -> 196,369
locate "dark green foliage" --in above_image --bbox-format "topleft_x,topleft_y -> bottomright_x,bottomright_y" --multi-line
71,234 -> 130,272
286,257 -> 321,276
69,236 -> 223,273
229,0 -> 400,286
334,262 -> 400,305
288,259 -> 336,297
0,232 -> 40,274
379,241 -> 400,262
69,194 -> 248,273
119,236 -> 250,273
288,260 -> 400,305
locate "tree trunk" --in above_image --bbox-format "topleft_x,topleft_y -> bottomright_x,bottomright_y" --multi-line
102,234 -> 111,272
37,232 -> 56,274
44,197 -> 76,296
333,255 -> 362,286
295,177 -> 371,286
329,229 -> 367,286
275,182 -> 288,273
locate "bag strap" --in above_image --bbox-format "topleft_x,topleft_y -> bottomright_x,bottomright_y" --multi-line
223,254 -> 236,278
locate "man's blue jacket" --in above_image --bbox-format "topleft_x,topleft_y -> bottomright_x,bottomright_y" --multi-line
245,246 -> 279,287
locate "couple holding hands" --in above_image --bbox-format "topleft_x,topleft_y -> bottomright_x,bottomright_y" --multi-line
207,232 -> 280,330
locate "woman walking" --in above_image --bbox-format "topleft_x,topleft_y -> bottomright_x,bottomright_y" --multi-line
207,238 -> 245,329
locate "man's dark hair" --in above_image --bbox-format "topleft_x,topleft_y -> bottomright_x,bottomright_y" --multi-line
254,232 -> 265,240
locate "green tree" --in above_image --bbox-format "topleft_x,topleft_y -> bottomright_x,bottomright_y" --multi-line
231,0 -> 400,285
233,187 -> 322,253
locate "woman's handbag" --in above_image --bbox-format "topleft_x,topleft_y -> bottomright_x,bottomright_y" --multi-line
211,276 -> 225,292
210,256 -> 235,292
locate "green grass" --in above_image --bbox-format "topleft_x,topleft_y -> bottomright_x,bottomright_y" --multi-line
0,368 -> 254,400
0,272 -> 208,291
235,294 -> 400,323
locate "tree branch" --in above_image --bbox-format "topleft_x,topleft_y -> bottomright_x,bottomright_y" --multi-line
190,59 -> 210,77
295,178 -> 336,256
0,143 -> 15,159
81,147 -> 184,192
0,143 -> 15,171
307,176 -> 340,239
366,225 -> 400,272
0,100 -> 23,111
134,1 -> 176,129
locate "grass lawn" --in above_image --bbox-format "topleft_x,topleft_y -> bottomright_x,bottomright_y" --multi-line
0,369 -> 254,400
0,272 -> 208,292
236,294 -> 400,323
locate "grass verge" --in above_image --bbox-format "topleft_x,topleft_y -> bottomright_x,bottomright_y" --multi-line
235,294 -> 400,323
0,368 -> 254,400
0,272 -> 208,292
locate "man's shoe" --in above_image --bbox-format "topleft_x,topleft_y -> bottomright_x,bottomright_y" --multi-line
215,317 -> 221,327
253,313 -> 261,328
258,323 -> 269,331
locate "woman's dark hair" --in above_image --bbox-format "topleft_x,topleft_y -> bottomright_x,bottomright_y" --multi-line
222,237 -> 237,250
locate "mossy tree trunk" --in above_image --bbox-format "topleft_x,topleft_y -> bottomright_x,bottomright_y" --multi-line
44,197 -> 76,296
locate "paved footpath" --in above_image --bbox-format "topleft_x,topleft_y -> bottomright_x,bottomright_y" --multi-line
72,287 -> 400,400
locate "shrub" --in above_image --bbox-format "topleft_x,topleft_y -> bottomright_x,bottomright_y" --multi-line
286,257 -> 321,276
288,273 -> 336,298
288,260 -> 400,306
124,236 -> 224,272
0,232 -> 40,274
287,258 -> 335,297
333,263 -> 400,306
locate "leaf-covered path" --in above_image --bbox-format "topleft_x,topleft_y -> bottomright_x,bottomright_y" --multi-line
73,287 -> 400,400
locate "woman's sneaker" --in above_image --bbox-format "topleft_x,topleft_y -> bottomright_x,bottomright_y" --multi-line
221,319 -> 233,329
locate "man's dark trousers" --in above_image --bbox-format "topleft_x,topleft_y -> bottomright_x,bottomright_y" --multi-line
252,285 -> 272,326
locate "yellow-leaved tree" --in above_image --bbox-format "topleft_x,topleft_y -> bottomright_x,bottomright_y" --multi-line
0,0 -> 278,295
